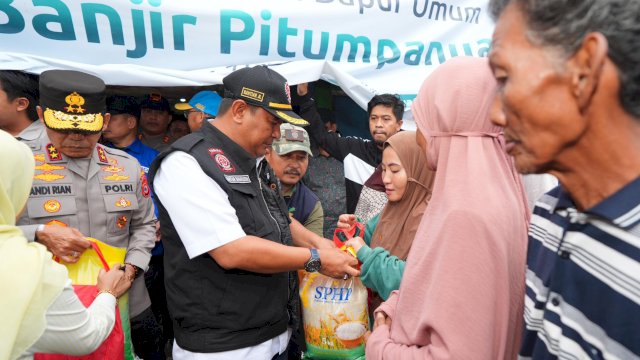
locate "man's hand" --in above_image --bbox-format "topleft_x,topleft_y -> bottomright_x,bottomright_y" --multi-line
297,83 -> 309,97
36,225 -> 91,263
123,263 -> 138,282
318,247 -> 359,279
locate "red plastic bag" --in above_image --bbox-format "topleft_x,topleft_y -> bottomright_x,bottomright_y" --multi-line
35,241 -> 126,360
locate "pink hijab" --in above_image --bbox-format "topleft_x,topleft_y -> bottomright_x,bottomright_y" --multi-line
366,57 -> 530,359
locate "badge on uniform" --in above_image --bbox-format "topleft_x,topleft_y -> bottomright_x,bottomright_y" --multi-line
102,164 -> 124,173
116,215 -> 128,229
104,173 -> 130,181
115,196 -> 132,208
35,163 -> 65,172
208,148 -> 236,173
140,171 -> 150,198
224,174 -> 251,184
43,199 -> 61,213
34,173 -> 66,182
46,219 -> 68,227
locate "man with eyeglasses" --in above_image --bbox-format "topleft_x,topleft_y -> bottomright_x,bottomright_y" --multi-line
174,90 -> 222,132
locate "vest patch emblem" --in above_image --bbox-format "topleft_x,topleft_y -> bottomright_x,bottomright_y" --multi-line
224,174 -> 251,184
43,199 -> 61,213
117,215 -> 128,229
208,148 -> 236,173
115,196 -> 132,208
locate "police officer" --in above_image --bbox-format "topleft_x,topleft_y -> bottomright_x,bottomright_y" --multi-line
16,70 -> 162,359
151,66 -> 359,360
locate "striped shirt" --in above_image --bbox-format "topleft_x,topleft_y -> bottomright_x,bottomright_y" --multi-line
519,177 -> 640,359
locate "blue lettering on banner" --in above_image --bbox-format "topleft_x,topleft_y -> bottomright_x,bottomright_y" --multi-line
0,0 -> 196,59
314,286 -> 353,302
0,0 -> 489,67
220,8 -> 491,69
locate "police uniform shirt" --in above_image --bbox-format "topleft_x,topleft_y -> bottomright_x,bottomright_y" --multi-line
17,132 -> 156,317
15,119 -> 46,152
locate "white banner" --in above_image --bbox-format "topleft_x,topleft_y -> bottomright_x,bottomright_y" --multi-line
0,0 -> 493,114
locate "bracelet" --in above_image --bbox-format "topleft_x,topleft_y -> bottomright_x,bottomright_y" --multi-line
97,288 -> 117,299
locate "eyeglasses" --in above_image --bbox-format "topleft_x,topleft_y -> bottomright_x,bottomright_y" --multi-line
183,109 -> 199,119
183,109 -> 216,120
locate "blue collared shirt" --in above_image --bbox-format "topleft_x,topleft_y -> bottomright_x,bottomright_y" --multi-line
519,176 -> 640,359
105,139 -> 163,255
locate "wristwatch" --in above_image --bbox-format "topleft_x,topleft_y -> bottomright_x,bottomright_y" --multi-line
304,248 -> 321,272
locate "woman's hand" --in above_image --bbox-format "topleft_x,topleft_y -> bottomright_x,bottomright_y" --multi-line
345,237 -> 366,253
364,311 -> 392,343
337,214 -> 357,230
97,263 -> 132,298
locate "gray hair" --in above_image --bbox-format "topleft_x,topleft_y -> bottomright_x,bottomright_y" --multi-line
489,0 -> 640,117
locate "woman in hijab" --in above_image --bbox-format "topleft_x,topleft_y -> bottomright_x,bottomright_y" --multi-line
339,131 -> 435,304
0,130 -> 131,360
365,57 -> 530,359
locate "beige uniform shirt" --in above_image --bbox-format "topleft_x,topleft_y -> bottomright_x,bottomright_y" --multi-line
17,132 -> 156,317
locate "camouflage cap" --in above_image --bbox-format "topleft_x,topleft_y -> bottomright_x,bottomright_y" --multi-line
272,123 -> 312,156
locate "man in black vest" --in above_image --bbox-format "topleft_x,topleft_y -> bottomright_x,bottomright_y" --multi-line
150,66 -> 359,360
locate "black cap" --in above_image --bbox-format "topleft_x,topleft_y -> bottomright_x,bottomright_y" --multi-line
222,66 -> 308,126
140,93 -> 170,112
107,95 -> 139,116
39,70 -> 106,133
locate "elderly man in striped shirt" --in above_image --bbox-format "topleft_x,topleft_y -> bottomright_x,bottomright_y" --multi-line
488,0 -> 640,358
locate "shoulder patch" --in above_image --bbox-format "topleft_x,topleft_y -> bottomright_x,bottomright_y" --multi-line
140,171 -> 150,198
208,148 -> 236,173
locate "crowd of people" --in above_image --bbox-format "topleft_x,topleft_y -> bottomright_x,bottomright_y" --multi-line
2,0 -> 640,359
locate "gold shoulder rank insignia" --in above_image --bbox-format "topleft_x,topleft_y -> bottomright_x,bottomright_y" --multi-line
96,146 -> 108,163
46,143 -> 63,161
34,154 -> 45,163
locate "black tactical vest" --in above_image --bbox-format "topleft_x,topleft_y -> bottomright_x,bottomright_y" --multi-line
149,122 -> 299,353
